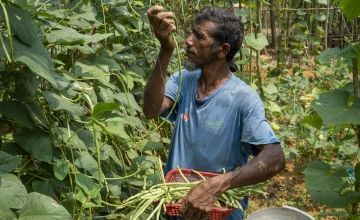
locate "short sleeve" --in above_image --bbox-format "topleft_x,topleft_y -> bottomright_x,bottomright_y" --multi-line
240,101 -> 280,145
164,72 -> 182,103
161,72 -> 182,122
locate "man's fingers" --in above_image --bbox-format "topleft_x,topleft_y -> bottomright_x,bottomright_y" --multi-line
146,5 -> 164,18
157,11 -> 176,20
159,18 -> 175,31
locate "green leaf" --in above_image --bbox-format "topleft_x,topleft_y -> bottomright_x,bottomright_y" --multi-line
0,101 -> 34,129
339,144 -> 358,156
84,33 -> 113,44
340,0 -> 360,20
124,115 -> 145,130
43,91 -> 86,117
303,113 -> 323,129
113,93 -> 142,112
0,173 -> 27,209
92,56 -> 121,72
120,74 -> 134,90
110,6 -> 130,16
263,83 -> 279,95
52,127 -> 87,150
47,28 -> 112,45
103,119 -> 130,140
340,43 -> 360,59
267,101 -> 282,113
244,33 -> 268,51
108,183 -> 122,198
355,162 -> 360,192
66,45 -> 94,54
19,192 -> 71,220
304,161 -> 357,208
46,29 -> 85,45
99,144 -> 124,167
316,47 -> 341,64
13,130 -> 53,163
98,86 -> 114,102
113,21 -> 128,37
71,61 -> 109,78
74,151 -> 104,181
315,13 -> 327,21
75,173 -> 100,198
0,206 -> 17,220
312,89 -> 360,125
53,158 -> 70,180
32,180 -> 56,198
0,6 -> 39,46
10,37 -> 69,90
142,141 -> 164,151
0,151 -> 21,173
317,0 -> 328,4
70,6 -> 97,22
131,155 -> 158,171
92,102 -> 119,119
26,101 -> 49,128
15,71 -> 39,100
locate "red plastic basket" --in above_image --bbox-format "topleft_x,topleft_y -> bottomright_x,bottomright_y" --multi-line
164,169 -> 234,220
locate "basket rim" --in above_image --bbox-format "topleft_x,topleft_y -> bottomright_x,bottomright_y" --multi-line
165,168 -> 218,182
164,168 -> 235,215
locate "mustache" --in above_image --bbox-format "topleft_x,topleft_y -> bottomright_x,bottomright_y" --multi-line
184,47 -> 195,55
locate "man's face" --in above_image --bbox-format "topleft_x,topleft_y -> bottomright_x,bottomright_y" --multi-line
184,20 -> 218,71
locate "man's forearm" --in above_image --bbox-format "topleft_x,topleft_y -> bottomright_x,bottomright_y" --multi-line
216,144 -> 285,194
143,48 -> 173,118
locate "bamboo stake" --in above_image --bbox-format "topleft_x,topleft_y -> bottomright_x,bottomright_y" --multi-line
255,0 -> 264,99
353,58 -> 360,99
269,0 -> 277,50
324,0 -> 330,49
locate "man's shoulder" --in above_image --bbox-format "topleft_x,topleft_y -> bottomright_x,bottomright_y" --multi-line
223,75 -> 264,114
227,75 -> 261,102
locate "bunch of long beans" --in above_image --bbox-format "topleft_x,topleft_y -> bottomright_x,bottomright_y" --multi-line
116,169 -> 266,220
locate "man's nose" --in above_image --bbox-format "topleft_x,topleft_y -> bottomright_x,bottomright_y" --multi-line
185,34 -> 193,47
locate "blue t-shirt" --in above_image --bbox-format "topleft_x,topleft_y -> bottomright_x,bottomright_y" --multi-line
163,69 -> 279,220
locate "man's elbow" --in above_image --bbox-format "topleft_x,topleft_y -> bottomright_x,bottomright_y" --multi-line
143,106 -> 161,119
274,144 -> 286,174
143,109 -> 159,119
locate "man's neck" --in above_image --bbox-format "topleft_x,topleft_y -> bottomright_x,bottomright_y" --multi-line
197,61 -> 231,99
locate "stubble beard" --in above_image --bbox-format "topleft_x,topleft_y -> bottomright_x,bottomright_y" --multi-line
183,58 -> 199,71
183,43 -> 219,72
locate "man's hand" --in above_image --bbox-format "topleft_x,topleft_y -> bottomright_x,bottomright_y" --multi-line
179,176 -> 227,219
147,5 -> 176,50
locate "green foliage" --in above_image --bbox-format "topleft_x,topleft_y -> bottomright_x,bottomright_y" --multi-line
0,0 -> 358,218
0,151 -> 21,173
304,161 -> 360,208
312,89 -> 360,125
13,130 -> 53,163
244,33 -> 269,51
339,0 -> 360,20
0,101 -> 34,129
18,192 -> 71,220
0,174 -> 27,209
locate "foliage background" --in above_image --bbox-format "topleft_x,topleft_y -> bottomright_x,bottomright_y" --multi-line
0,0 -> 359,219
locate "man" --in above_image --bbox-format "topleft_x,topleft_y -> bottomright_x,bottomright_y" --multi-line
143,5 -> 285,220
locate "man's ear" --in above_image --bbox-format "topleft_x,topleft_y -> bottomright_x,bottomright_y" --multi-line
217,43 -> 230,59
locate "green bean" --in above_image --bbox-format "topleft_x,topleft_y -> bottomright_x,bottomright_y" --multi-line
117,179 -> 266,219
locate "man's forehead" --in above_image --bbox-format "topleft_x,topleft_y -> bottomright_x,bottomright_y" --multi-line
193,20 -> 216,34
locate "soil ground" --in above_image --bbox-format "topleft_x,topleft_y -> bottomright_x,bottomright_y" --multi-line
246,160 -> 341,220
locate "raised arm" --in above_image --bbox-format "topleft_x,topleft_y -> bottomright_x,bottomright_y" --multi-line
143,6 -> 176,119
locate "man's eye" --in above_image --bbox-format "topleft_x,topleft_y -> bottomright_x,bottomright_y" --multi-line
194,32 -> 204,39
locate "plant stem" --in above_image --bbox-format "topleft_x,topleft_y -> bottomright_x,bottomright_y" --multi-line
352,58 -> 360,99
0,2 -> 13,62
